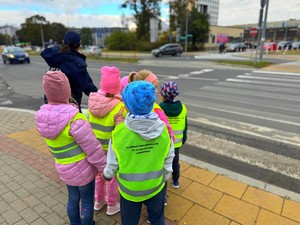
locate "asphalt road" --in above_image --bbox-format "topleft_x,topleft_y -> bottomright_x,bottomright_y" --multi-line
1,54 -> 300,194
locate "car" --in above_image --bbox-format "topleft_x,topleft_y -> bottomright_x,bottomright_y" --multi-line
2,46 -> 30,64
82,46 -> 102,56
292,42 -> 300,50
151,43 -> 183,57
277,41 -> 293,50
225,43 -> 247,52
263,42 -> 277,51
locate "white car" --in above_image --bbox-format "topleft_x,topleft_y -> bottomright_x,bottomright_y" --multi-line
82,46 -> 102,56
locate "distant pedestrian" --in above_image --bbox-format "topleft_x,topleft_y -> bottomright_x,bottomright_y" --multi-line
41,31 -> 98,112
35,71 -> 107,225
103,81 -> 175,225
219,42 -> 225,53
87,66 -> 124,216
159,81 -> 188,189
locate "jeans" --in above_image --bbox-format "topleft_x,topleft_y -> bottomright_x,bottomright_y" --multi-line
66,179 -> 95,225
172,148 -> 180,182
120,184 -> 166,225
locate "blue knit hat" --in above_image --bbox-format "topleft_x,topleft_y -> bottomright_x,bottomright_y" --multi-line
122,81 -> 155,115
63,31 -> 80,46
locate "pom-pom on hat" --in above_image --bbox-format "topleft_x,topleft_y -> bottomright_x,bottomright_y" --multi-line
122,81 -> 155,115
43,71 -> 71,104
63,31 -> 81,46
100,66 -> 121,94
160,81 -> 179,101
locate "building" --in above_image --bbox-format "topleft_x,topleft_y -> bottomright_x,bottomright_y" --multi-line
194,0 -> 220,25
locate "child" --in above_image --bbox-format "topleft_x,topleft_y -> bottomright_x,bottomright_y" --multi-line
159,81 -> 188,188
87,66 -> 123,215
103,81 -> 175,225
35,71 -> 107,225
128,69 -> 175,142
120,75 -> 129,93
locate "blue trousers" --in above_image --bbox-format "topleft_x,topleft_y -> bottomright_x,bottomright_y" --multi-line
120,185 -> 166,225
66,179 -> 95,225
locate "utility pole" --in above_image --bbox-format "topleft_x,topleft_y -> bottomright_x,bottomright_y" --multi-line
259,0 -> 270,62
184,10 -> 189,52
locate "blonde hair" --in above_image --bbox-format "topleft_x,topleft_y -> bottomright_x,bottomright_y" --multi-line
128,70 -> 153,83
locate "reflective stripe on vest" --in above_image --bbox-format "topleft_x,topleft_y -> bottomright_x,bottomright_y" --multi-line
167,104 -> 187,148
112,122 -> 170,202
44,113 -> 87,164
88,102 -> 123,151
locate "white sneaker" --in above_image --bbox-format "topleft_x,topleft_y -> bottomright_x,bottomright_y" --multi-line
94,199 -> 106,211
106,203 -> 120,216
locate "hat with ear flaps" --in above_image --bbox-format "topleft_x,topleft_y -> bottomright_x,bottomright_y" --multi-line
43,71 -> 71,104
122,81 -> 155,115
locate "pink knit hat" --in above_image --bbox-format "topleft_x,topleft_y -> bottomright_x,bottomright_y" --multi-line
100,66 -> 121,94
43,71 -> 71,104
120,76 -> 129,93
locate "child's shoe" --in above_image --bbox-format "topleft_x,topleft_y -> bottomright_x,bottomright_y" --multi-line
106,203 -> 120,216
171,179 -> 179,189
94,199 -> 106,211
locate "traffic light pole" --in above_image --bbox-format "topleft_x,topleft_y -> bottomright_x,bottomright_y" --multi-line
259,0 -> 270,62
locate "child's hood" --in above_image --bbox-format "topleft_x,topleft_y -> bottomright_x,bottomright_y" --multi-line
124,113 -> 165,140
160,100 -> 183,117
35,104 -> 79,139
88,92 -> 121,117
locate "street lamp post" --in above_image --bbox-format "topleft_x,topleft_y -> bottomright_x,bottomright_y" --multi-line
33,18 -> 45,49
184,10 -> 189,52
259,0 -> 270,62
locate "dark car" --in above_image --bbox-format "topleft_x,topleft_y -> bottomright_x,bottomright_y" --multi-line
226,43 -> 247,52
2,46 -> 30,64
151,43 -> 183,57
277,41 -> 293,50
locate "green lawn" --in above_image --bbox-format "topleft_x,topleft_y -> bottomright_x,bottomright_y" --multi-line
214,60 -> 274,68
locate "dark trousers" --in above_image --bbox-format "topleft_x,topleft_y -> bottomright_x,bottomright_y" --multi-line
120,185 -> 166,225
172,148 -> 180,182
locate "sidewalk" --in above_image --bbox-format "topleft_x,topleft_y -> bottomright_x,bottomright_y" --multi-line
1,107 -> 300,225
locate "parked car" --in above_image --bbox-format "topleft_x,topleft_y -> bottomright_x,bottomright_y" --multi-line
226,43 -> 247,52
277,41 -> 293,50
263,42 -> 278,51
82,46 -> 102,56
2,46 -> 30,64
151,43 -> 183,57
292,42 -> 300,50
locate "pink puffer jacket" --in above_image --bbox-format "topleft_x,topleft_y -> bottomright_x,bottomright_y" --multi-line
35,104 -> 107,186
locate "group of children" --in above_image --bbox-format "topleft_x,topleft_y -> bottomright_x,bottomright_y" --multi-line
35,66 -> 188,225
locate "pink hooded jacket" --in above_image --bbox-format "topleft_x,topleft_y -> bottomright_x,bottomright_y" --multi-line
88,90 -> 124,125
35,104 -> 107,186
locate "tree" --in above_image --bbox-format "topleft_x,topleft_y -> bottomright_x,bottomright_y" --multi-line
16,14 -> 67,46
80,27 -> 93,46
121,0 -> 161,41
0,34 -> 12,45
169,0 -> 188,33
182,7 -> 209,50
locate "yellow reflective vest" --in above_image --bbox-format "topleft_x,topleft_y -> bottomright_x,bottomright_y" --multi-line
167,104 -> 187,148
44,113 -> 87,165
112,123 -> 170,202
87,102 -> 124,151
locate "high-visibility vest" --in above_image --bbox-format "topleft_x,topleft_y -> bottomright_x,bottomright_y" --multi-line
44,113 -> 87,165
112,123 -> 170,202
167,104 -> 187,148
87,102 -> 123,151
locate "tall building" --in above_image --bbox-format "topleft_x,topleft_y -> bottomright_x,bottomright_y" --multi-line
194,0 -> 220,25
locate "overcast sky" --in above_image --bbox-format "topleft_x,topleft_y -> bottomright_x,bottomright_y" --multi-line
0,0 -> 299,28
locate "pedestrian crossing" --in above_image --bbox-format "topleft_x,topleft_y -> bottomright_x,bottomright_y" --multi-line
181,70 -> 300,184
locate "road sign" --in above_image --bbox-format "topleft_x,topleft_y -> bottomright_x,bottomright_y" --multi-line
250,28 -> 258,37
